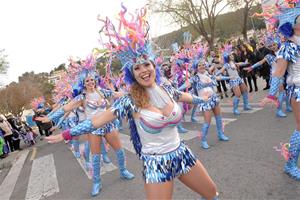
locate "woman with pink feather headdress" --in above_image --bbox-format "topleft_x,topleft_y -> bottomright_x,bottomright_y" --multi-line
37,55 -> 135,197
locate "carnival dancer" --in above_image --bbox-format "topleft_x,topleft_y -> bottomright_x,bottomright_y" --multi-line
38,57 -> 134,196
261,6 -> 300,180
221,46 -> 252,115
46,5 -> 218,199
180,58 -> 230,149
170,40 -> 192,133
244,33 -> 291,117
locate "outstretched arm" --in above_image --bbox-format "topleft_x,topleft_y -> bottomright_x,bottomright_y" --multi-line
36,98 -> 82,123
45,95 -> 135,143
261,58 -> 288,106
244,58 -> 266,72
46,109 -> 117,143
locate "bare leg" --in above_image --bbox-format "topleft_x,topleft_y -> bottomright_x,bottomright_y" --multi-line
144,181 -> 174,200
104,130 -> 122,150
291,98 -> 300,131
178,160 -> 217,200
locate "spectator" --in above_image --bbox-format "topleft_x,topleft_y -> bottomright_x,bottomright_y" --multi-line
0,128 -> 8,158
0,116 -> 15,152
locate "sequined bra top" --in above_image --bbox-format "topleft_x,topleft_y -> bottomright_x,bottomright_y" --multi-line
85,91 -> 108,119
224,62 -> 239,78
191,72 -> 216,98
135,97 -> 182,154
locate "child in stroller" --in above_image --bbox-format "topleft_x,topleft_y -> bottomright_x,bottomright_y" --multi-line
18,123 -> 37,146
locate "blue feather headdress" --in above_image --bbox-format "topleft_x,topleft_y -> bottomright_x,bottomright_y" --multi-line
273,2 -> 300,37
191,45 -> 208,70
99,4 -> 160,85
68,55 -> 100,95
222,44 -> 233,64
264,31 -> 281,47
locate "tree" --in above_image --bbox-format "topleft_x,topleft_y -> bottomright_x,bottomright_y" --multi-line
18,71 -> 54,100
150,0 -> 230,48
0,49 -> 9,74
228,0 -> 259,40
50,63 -> 66,75
0,81 -> 42,116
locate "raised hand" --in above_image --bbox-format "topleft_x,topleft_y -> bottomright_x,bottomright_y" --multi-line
243,67 -> 253,73
50,126 -> 58,132
260,97 -> 279,108
35,116 -> 51,123
45,134 -> 64,144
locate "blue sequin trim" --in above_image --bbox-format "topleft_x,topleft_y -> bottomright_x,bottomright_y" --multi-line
229,77 -> 244,88
277,41 -> 299,63
99,89 -> 113,98
287,85 -> 300,102
91,120 -> 117,136
141,142 -> 197,184
162,84 -> 183,101
197,93 -> 219,111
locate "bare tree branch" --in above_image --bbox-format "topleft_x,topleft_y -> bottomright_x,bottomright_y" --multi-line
150,0 -> 229,48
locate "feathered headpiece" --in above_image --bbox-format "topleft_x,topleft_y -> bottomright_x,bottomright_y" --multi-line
171,42 -> 179,53
264,31 -> 282,47
31,96 -> 45,110
183,31 -> 192,45
51,72 -> 74,104
68,55 -> 101,95
221,44 -> 233,64
99,4 -> 160,85
191,45 -> 208,70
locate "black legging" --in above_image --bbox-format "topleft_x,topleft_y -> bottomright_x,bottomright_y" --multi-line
247,73 -> 258,91
13,139 -> 21,150
4,134 -> 14,152
217,80 -> 228,93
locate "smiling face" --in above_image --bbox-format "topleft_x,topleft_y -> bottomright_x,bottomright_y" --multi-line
132,61 -> 156,87
269,43 -> 279,52
197,62 -> 206,73
84,76 -> 96,91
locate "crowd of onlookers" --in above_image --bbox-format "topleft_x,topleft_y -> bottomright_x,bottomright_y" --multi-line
0,105 -> 53,159
158,30 -> 274,99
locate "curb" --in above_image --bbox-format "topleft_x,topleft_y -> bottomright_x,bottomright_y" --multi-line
0,151 -> 20,170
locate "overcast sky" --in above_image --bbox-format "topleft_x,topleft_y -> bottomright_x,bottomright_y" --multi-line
0,0 -> 178,85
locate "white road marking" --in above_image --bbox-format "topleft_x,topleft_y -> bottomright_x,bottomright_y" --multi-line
25,154 -> 59,200
70,143 -> 117,179
0,150 -> 29,200
118,133 -> 136,154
